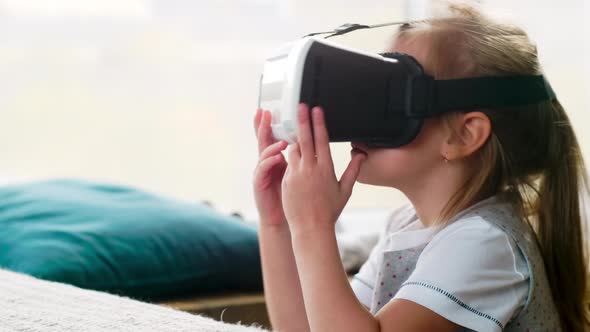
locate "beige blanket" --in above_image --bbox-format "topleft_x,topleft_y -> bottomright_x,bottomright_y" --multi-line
0,269 -> 270,332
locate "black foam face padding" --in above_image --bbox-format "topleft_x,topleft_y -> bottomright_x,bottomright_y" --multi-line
299,43 -> 424,148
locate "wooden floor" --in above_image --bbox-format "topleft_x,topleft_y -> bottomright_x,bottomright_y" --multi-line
160,274 -> 356,330
161,290 -> 270,329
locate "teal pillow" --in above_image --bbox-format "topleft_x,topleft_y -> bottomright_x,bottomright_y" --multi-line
0,179 -> 262,300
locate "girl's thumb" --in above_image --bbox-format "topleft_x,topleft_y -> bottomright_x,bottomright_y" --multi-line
339,153 -> 367,197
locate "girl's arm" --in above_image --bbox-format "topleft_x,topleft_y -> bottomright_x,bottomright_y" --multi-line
281,105 -> 460,332
253,108 -> 310,332
259,222 -> 310,332
291,228 -> 460,332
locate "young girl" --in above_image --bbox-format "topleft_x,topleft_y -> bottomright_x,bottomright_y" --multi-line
253,2 -> 588,332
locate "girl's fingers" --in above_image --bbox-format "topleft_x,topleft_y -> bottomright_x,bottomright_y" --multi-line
339,153 -> 366,198
260,140 -> 288,160
254,108 -> 262,135
287,142 -> 301,165
311,106 -> 332,165
257,110 -> 276,154
256,153 -> 286,179
296,104 -> 315,163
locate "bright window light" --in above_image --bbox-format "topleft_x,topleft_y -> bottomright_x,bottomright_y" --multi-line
0,0 -> 152,17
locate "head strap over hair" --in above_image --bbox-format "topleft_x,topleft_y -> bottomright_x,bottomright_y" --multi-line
309,21 -> 557,115
407,75 -> 556,117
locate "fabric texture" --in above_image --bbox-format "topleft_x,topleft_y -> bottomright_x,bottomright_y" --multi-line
0,179 -> 262,300
0,268 -> 269,332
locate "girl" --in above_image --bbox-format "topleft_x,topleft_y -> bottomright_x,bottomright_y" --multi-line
253,2 -> 588,331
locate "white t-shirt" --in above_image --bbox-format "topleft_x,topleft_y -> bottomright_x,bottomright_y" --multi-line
351,197 -> 529,332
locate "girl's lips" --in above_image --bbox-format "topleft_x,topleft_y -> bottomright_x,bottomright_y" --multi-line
351,142 -> 369,155
351,142 -> 368,153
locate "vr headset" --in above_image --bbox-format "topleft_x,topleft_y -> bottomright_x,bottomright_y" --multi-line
257,22 -> 556,148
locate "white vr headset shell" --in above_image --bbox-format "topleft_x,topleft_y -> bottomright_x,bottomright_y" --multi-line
257,37 -> 390,144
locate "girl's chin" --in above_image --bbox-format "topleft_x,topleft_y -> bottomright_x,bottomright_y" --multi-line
355,170 -> 370,184
356,176 -> 378,185
355,170 -> 392,187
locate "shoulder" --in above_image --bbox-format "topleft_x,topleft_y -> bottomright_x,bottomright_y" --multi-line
395,215 -> 530,331
425,215 -> 515,256
419,215 -> 529,283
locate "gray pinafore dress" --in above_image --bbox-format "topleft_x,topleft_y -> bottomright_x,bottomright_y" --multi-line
369,202 -> 561,331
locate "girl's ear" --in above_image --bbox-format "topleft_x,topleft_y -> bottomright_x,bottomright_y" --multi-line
442,112 -> 491,161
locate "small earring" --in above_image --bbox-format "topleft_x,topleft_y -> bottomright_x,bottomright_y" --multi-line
443,155 -> 450,163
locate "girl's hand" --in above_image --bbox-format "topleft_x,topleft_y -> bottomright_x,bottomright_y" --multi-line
253,108 -> 289,227
281,104 -> 367,235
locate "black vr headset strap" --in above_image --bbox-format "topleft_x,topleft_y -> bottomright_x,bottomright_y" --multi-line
407,75 -> 557,117
304,21 -> 413,39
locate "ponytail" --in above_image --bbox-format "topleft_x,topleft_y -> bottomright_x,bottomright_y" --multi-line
536,101 -> 589,331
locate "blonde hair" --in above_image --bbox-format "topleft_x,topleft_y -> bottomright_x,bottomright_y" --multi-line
393,2 -> 589,331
